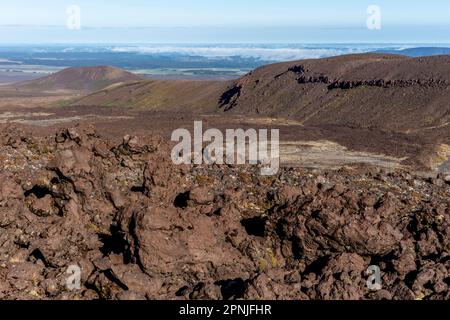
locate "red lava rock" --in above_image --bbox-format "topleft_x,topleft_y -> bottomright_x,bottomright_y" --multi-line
275,186 -> 303,204
1,124 -> 450,300
189,187 -> 215,205
28,194 -> 57,217
116,291 -> 147,300
0,174 -> 23,202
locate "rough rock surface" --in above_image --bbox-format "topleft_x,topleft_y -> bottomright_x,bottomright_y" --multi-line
1,124 -> 450,300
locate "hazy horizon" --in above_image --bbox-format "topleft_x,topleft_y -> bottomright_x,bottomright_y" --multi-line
1,0 -> 450,43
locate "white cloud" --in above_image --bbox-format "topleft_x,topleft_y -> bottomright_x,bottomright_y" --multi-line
108,45 -> 379,61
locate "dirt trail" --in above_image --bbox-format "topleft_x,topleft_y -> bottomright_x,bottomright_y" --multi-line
281,141 -> 406,170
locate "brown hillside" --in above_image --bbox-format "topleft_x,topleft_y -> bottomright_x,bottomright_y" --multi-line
14,66 -> 142,92
72,53 -> 450,132
219,53 -> 450,131
73,79 -> 229,111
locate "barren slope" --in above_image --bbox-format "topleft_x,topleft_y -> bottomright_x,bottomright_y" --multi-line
72,53 -> 450,132
73,79 -> 229,111
219,53 -> 450,132
12,66 -> 142,92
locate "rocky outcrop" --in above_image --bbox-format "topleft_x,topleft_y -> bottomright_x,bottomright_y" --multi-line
219,85 -> 242,111
327,77 -> 446,90
284,64 -> 450,89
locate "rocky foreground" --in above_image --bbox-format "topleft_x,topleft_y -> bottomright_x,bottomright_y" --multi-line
0,124 -> 450,300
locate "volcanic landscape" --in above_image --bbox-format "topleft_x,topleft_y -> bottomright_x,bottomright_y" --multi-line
1,53 -> 450,300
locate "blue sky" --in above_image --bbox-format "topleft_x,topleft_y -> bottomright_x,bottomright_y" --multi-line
0,0 -> 450,43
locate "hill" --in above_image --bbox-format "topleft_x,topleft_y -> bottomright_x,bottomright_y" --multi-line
73,79 -> 228,111
216,53 -> 450,132
13,66 -> 142,92
72,53 -> 450,132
